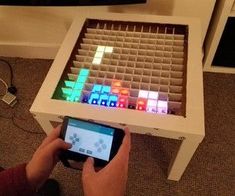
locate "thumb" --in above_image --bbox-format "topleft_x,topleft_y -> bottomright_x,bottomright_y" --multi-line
82,157 -> 95,177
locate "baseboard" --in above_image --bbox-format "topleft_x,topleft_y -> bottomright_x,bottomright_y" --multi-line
0,42 -> 60,59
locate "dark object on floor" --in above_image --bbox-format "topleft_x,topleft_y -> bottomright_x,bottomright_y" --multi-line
0,167 -> 4,172
36,179 -> 60,196
212,17 -> 235,68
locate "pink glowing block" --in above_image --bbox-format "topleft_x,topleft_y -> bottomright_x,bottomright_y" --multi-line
157,100 -> 168,114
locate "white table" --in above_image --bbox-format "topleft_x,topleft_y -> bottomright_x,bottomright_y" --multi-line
30,12 -> 204,181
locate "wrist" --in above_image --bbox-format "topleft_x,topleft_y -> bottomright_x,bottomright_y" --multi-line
26,162 -> 38,191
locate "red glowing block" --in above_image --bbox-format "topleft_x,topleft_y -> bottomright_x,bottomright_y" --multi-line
117,96 -> 128,108
136,98 -> 147,111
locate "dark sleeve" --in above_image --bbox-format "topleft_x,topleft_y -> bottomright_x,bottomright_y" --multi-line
0,163 -> 35,196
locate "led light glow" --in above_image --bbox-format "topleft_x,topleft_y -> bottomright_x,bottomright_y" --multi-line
157,100 -> 168,114
92,45 -> 113,65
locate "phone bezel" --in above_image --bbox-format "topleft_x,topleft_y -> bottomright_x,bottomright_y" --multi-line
60,116 -> 125,167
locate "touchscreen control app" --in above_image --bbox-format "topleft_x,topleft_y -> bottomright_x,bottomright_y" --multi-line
65,119 -> 114,161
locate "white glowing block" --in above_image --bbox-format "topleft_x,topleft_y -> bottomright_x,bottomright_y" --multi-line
138,90 -> 148,98
148,91 -> 159,100
105,46 -> 113,53
147,99 -> 158,113
157,100 -> 168,114
97,46 -> 105,52
94,51 -> 104,58
92,57 -> 102,65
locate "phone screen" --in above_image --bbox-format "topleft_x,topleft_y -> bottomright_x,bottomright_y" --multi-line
64,118 -> 114,161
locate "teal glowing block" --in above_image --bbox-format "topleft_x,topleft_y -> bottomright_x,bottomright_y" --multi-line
63,68 -> 90,102
92,84 -> 102,93
77,76 -> 87,83
74,82 -> 84,90
101,86 -> 111,94
79,69 -> 89,76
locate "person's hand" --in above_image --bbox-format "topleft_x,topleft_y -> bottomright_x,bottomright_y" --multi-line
26,125 -> 72,190
82,127 -> 131,196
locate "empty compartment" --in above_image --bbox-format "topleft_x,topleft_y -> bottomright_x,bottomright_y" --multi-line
125,68 -> 134,74
170,86 -> 183,94
160,85 -> 169,92
152,70 -> 160,77
142,77 -> 150,83
160,78 -> 170,85
169,93 -> 182,102
132,75 -> 141,82
127,62 -> 135,68
170,78 -> 183,86
131,82 -> 140,89
150,84 -> 159,91
90,70 -> 98,77
171,71 -> 183,78
134,69 -> 143,76
122,81 -> 131,88
117,67 -> 125,73
106,72 -> 114,79
144,63 -> 152,69
151,77 -> 160,84
130,89 -> 139,98
87,77 -> 96,84
143,70 -> 151,76
114,74 -> 123,80
84,83 -> 93,91
123,74 -> 132,81
70,67 -> 80,74
136,62 -> 144,69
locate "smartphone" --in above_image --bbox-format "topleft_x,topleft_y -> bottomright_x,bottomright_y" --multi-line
60,116 -> 125,168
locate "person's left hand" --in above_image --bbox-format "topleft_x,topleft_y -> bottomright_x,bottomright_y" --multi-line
26,125 -> 72,190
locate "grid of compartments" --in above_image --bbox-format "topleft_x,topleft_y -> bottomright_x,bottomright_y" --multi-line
53,19 -> 188,116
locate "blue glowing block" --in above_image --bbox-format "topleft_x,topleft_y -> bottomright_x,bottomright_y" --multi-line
88,93 -> 100,104
92,84 -> 102,93
101,86 -> 111,94
108,95 -> 118,107
82,94 -> 89,103
99,94 -> 109,105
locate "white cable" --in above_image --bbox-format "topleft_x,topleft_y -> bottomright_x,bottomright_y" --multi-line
0,78 -> 8,94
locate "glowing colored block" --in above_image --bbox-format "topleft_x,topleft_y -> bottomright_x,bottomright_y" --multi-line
157,100 -> 168,114
112,80 -> 122,87
101,86 -> 111,94
69,90 -> 82,102
79,69 -> 89,76
92,57 -> 102,65
95,51 -> 104,58
147,99 -> 158,113
82,94 -> 89,103
136,98 -> 147,111
97,46 -> 105,52
62,88 -> 72,95
138,90 -> 148,98
88,93 -> 100,105
92,84 -> 102,93
108,95 -> 118,107
105,46 -> 113,53
148,91 -> 159,100
77,76 -> 87,83
64,81 -> 75,88
117,96 -> 128,108
120,88 -> 129,96
99,94 -> 109,105
111,88 -> 120,94
74,82 -> 84,90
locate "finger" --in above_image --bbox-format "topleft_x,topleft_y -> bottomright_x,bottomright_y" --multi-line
82,157 -> 95,178
40,125 -> 62,149
44,138 -> 72,157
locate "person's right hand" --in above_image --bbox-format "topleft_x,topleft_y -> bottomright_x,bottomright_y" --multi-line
82,127 -> 131,196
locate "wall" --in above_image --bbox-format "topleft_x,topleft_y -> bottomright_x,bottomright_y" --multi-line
0,0 -> 216,59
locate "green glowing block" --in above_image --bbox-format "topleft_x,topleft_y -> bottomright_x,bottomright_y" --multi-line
74,82 -> 84,90
62,88 -> 72,95
64,81 -> 75,88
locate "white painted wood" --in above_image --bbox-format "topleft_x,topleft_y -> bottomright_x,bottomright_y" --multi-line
0,0 -> 216,58
30,12 -> 204,181
167,138 -> 201,181
203,0 -> 235,73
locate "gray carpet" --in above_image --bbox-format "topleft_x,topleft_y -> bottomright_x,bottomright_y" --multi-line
0,57 -> 234,196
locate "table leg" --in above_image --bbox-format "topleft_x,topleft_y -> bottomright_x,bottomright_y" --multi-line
35,117 -> 54,135
167,139 -> 200,181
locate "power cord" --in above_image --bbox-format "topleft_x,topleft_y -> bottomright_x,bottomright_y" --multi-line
0,59 -> 44,135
